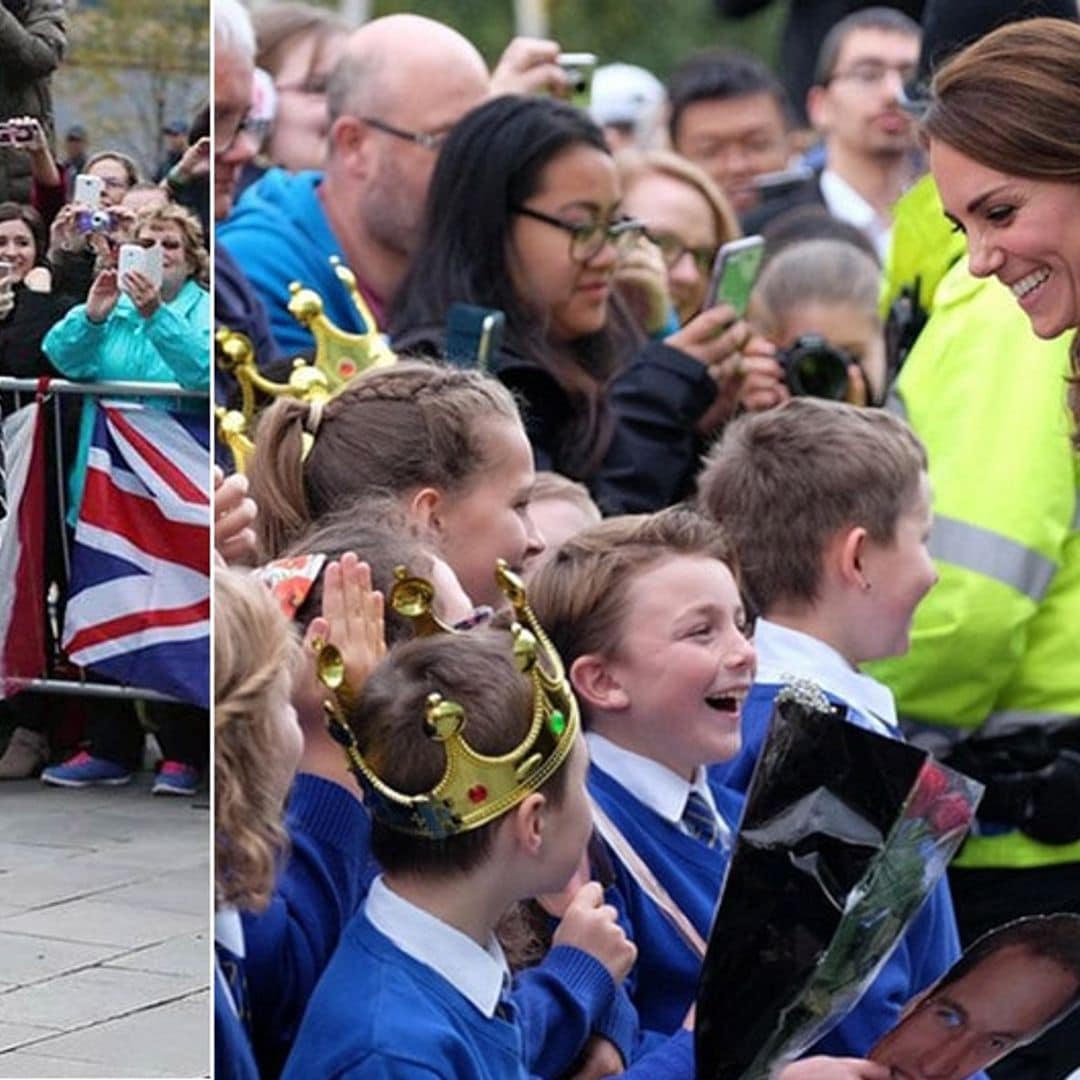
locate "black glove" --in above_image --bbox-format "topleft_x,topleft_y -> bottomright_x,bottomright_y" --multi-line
945,733 -> 1080,845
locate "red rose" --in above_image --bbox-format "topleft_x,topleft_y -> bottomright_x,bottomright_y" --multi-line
907,761 -> 950,818
929,793 -> 974,835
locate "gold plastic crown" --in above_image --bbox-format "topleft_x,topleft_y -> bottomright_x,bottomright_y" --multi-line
214,257 -> 397,470
287,256 -> 397,391
215,405 -> 254,474
215,327 -> 334,421
214,327 -> 335,472
325,559 -> 580,840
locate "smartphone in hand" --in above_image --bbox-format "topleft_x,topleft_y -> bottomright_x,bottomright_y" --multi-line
74,173 -> 104,208
117,243 -> 163,294
706,235 -> 766,319
557,53 -> 597,109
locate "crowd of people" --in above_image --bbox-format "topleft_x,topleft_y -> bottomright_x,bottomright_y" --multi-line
6,0 -> 1076,1076
0,0 -> 211,793
211,0 -> 1080,1078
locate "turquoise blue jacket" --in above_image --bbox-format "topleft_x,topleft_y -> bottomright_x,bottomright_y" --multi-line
42,277 -> 210,522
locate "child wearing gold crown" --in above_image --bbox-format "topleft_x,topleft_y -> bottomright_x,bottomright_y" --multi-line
280,555 -> 731,1079
239,499 -> 491,1079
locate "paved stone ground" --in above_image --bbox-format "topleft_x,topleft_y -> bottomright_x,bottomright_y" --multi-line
0,773 -> 210,1078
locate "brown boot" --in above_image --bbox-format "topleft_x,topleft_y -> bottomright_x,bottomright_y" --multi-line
0,727 -> 49,779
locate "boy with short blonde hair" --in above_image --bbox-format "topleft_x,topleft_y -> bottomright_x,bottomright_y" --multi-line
530,505 -> 894,1077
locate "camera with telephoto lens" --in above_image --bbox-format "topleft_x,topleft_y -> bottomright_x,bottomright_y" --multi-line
75,208 -> 117,235
777,334 -> 854,400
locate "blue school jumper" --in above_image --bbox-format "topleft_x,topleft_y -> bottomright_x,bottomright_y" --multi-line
243,773 -> 378,1078
590,762 -> 744,1037
282,909 -> 530,1079
241,774 -> 643,1077
281,904 -> 696,1079
712,621 -> 976,1068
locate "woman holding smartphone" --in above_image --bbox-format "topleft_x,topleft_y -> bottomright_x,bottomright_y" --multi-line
0,201 -> 81,782
0,201 -> 75,380
390,94 -> 763,514
43,201 -> 210,523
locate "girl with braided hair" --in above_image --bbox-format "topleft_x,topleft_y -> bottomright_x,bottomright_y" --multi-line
247,359 -> 543,609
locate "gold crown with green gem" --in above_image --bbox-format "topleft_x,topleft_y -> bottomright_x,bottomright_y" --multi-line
324,559 -> 580,840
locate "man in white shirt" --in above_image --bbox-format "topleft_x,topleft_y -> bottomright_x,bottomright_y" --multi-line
806,7 -> 922,260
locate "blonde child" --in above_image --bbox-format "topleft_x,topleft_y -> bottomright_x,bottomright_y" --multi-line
215,567 -> 303,1080
523,471 -> 602,579
529,506 -> 892,1078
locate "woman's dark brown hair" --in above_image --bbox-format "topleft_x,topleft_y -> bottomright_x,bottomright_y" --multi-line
921,17 -> 1080,445
0,201 -> 47,267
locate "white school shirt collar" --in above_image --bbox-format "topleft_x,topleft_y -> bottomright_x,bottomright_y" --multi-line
585,731 -> 733,847
214,906 -> 245,1020
365,874 -> 510,1019
752,617 -> 899,737
819,168 -> 891,262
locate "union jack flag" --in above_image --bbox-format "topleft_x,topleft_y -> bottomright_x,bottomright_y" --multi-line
62,403 -> 210,708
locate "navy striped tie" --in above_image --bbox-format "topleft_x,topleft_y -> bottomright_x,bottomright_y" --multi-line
682,789 -> 720,848
217,944 -> 250,1028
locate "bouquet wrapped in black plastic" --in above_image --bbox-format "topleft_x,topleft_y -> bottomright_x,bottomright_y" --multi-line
695,681 -> 983,1079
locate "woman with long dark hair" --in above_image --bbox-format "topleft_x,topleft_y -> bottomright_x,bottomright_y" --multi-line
390,94 -> 759,514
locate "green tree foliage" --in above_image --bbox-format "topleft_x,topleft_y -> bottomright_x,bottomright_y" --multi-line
55,0 -> 208,172
372,0 -> 787,80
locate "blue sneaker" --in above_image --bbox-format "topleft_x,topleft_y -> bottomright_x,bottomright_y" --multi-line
152,761 -> 199,796
41,751 -> 132,788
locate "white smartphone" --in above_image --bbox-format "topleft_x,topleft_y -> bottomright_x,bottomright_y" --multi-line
557,52 -> 597,109
74,173 -> 103,208
706,235 -> 766,318
118,243 -> 163,293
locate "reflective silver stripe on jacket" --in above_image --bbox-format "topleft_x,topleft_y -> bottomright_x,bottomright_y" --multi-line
930,515 -> 1058,603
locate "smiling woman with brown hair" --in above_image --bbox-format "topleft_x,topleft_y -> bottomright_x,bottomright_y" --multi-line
921,16 -> 1080,446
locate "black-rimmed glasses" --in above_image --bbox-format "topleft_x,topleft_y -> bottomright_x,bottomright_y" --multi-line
513,206 -> 648,262
362,117 -> 450,152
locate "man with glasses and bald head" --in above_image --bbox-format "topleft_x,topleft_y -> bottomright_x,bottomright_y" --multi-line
218,13 -> 567,358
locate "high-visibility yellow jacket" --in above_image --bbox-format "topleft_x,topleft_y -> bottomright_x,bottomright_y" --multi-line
870,252 -> 1080,870
880,174 -> 967,321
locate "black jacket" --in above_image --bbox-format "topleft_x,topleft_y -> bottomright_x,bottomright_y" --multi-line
394,325 -> 718,515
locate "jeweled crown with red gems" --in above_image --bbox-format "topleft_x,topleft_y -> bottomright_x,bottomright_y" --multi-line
325,560 -> 580,840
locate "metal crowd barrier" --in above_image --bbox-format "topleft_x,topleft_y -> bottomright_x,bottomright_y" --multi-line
0,376 -> 209,704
